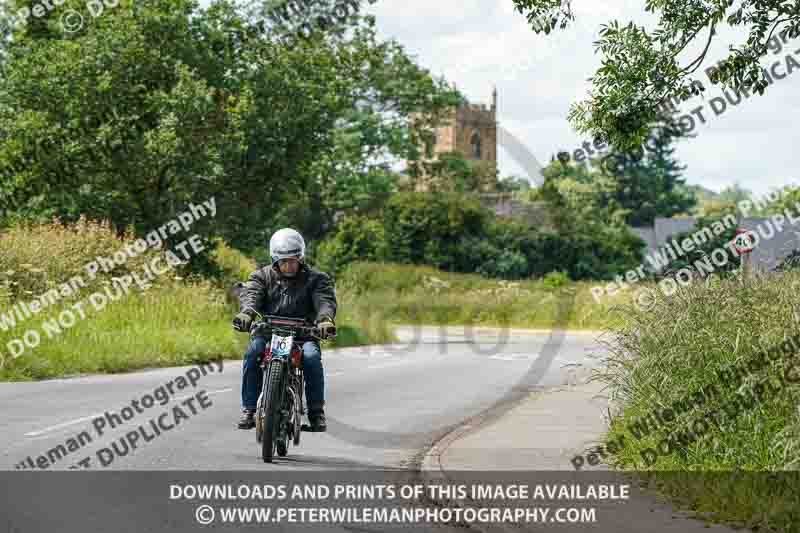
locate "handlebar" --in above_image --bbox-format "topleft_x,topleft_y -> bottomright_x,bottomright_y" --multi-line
234,308 -> 336,339
252,320 -> 320,338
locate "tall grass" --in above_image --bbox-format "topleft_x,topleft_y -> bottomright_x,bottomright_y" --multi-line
593,272 -> 800,531
0,280 -> 243,380
335,262 -> 620,331
0,222 -> 394,381
0,216 -> 165,301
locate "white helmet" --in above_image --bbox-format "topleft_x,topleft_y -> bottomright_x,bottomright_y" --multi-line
269,228 -> 305,267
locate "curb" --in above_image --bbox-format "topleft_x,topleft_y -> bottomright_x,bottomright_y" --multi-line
413,389 -> 547,533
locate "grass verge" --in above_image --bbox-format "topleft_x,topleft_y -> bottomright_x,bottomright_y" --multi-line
0,230 -> 395,380
593,271 -> 800,532
335,262 -> 622,331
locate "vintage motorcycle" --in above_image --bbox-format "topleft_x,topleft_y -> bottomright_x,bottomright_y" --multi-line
237,309 -> 335,463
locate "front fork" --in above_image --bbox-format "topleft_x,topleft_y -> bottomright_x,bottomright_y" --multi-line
257,359 -> 284,425
258,349 -> 305,439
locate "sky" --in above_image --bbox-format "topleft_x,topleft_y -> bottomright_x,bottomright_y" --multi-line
364,1 -> 800,197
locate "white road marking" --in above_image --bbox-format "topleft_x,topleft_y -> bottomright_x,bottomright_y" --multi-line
24,414 -> 102,437
25,388 -> 233,437
174,388 -> 232,402
489,353 -> 534,361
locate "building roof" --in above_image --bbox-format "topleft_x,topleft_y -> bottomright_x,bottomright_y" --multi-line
637,216 -> 800,272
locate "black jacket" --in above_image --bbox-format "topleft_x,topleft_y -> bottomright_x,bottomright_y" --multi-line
239,263 -> 337,329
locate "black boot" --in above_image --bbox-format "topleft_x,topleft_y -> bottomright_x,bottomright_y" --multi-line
238,408 -> 256,430
307,405 -> 327,432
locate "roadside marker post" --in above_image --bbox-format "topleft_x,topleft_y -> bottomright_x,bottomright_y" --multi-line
733,228 -> 756,280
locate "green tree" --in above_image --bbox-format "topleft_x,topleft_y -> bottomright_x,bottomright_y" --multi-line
512,0 -> 800,150
689,182 -> 754,218
692,182 -> 789,217
381,192 -> 489,270
468,160 -> 501,192
762,183 -> 800,213
687,184 -> 723,216
302,19 -> 460,236
497,174 -> 532,193
694,197 -> 739,219
312,188 -> 644,281
531,158 -> 646,278
534,116 -> 696,228
401,151 -> 500,193
595,124 -> 697,226
535,154 -> 624,230
414,151 -> 473,192
718,182 -> 754,204
0,0 -> 458,253
313,214 -> 387,276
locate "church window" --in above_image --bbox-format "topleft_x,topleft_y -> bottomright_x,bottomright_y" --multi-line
470,131 -> 482,159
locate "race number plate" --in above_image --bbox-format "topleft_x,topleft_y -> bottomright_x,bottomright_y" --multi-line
270,334 -> 293,359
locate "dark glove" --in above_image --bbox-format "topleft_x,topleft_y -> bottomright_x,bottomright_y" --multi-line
232,312 -> 253,332
316,318 -> 336,340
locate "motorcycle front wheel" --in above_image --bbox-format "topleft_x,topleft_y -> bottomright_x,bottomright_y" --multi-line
262,360 -> 284,463
255,391 -> 264,443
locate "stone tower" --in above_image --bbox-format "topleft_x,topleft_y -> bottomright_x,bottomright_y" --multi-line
405,87 -> 498,191
430,87 -> 497,163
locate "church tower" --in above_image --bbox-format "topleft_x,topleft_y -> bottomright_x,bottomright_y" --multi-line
429,87 -> 497,163
405,87 -> 498,191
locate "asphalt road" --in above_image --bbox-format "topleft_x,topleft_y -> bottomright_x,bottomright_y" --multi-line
0,326 -> 604,472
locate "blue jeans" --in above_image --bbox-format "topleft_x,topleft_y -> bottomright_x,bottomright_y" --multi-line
241,336 -> 325,411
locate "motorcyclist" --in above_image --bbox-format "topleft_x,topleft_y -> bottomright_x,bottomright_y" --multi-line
232,228 -> 337,432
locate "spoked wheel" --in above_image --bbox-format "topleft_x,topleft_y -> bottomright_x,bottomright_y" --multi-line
262,361 -> 283,463
278,387 -> 299,457
255,392 -> 264,443
292,389 -> 302,447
